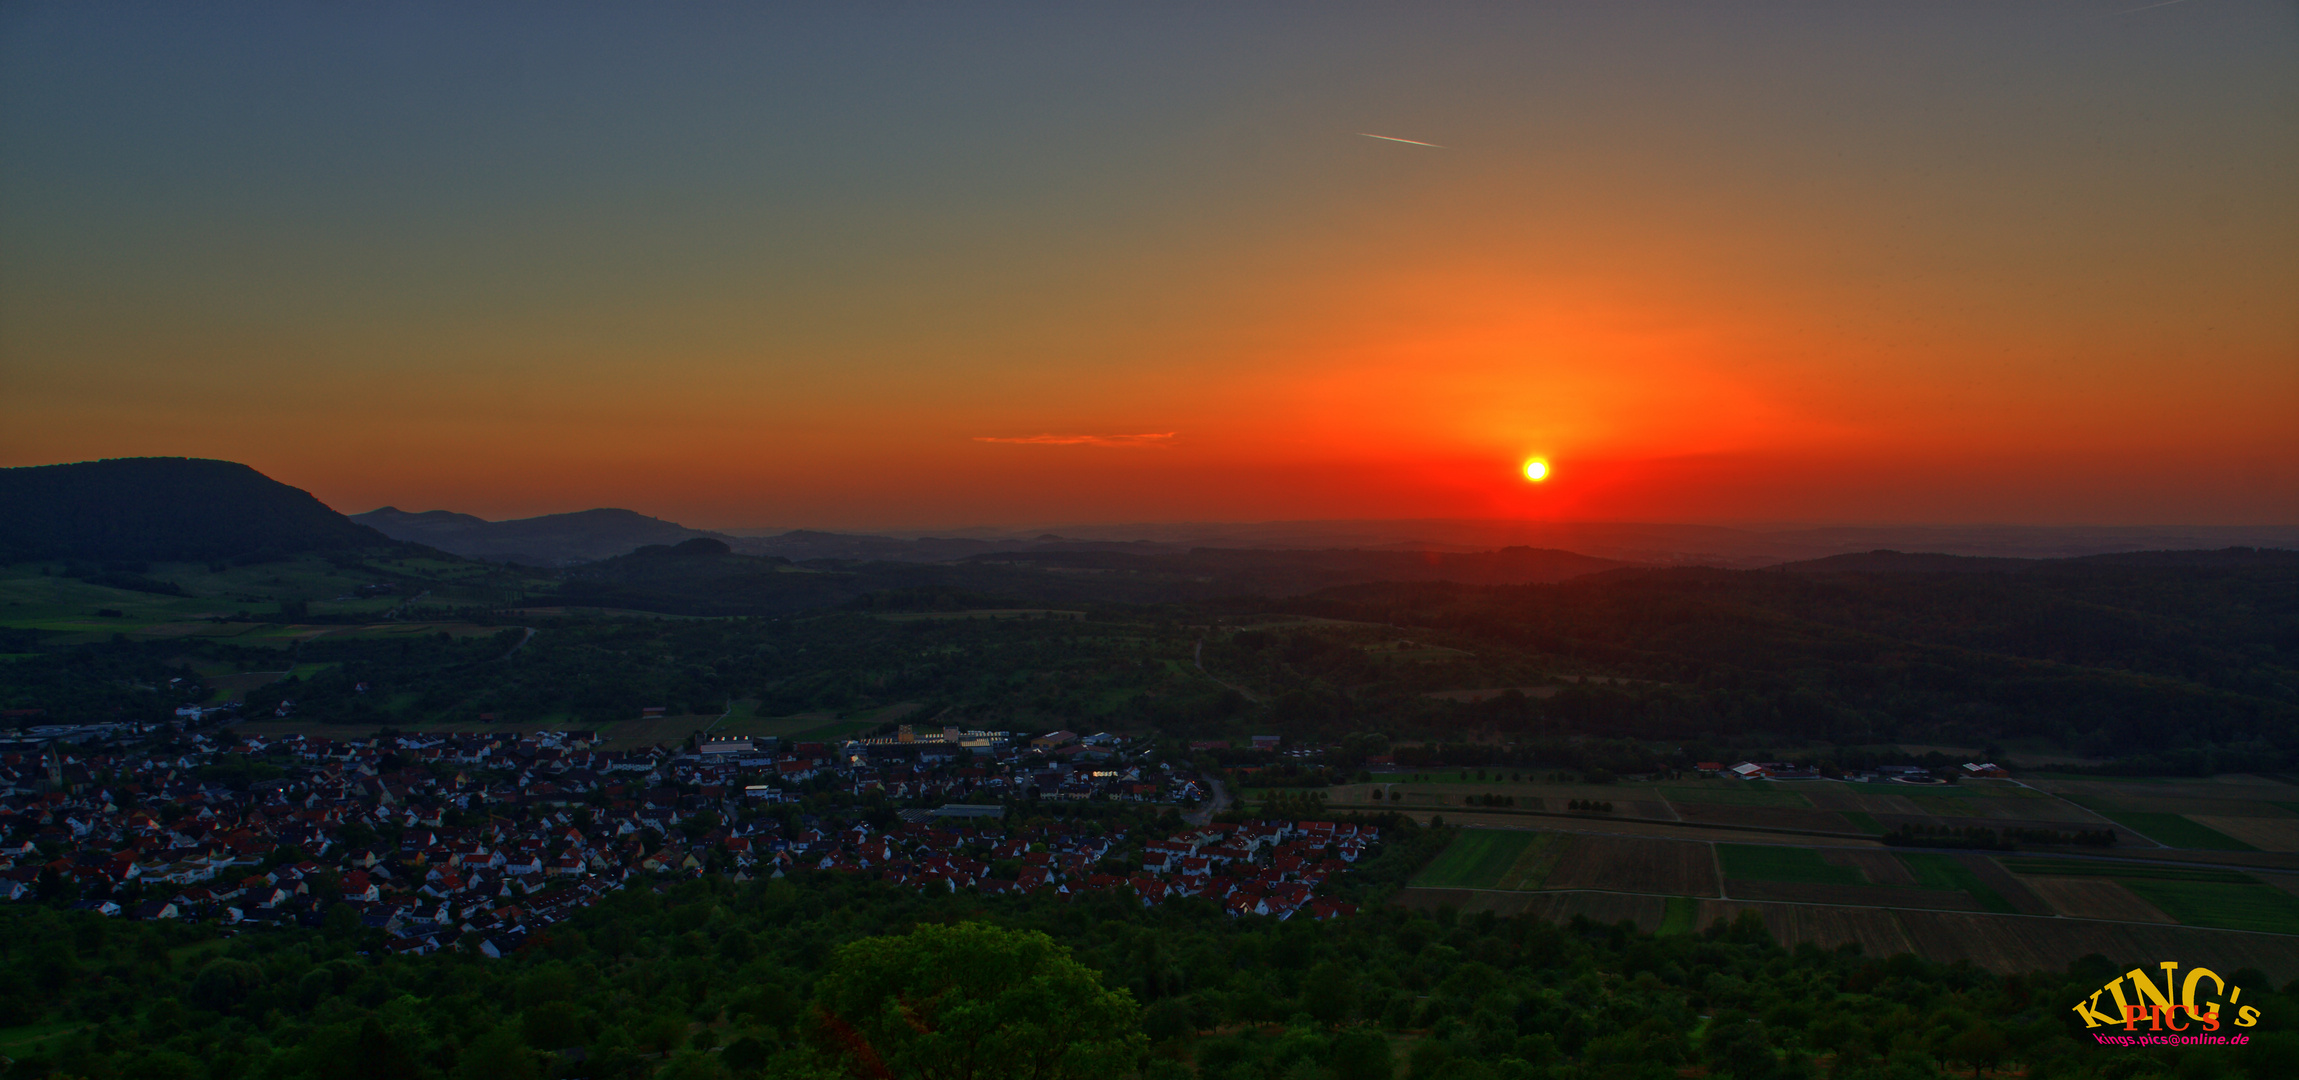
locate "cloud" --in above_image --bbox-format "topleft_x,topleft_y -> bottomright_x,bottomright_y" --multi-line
973,432 -> 1178,447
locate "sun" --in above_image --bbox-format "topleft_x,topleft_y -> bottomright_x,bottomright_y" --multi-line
1523,459 -> 1549,482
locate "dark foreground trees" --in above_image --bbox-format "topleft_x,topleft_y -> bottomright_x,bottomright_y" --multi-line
1,876 -> 2295,1079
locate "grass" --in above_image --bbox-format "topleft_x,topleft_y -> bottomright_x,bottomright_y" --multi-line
2095,811 -> 2257,851
1658,896 -> 1699,936
1413,829 -> 1539,889
1715,844 -> 1864,885
1661,784 -> 1814,808
1496,833 -> 1568,890
1997,858 -> 2258,883
1894,853 -> 2017,914
1840,811 -> 1886,835
2118,879 -> 2299,935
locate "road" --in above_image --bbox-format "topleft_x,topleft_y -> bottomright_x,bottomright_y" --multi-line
1187,773 -> 1232,826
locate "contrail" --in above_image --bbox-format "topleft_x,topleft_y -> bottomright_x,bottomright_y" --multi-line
1357,133 -> 1446,148
2100,0 -> 2192,15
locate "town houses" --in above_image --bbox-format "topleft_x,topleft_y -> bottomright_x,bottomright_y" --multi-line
0,723 -> 1372,956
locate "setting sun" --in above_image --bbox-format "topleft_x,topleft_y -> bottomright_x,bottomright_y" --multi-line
1523,459 -> 1549,482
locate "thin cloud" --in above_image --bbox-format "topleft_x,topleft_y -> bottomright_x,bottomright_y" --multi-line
1358,132 -> 1446,148
973,432 -> 1178,447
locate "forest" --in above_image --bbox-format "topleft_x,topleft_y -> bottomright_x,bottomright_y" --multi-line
7,861 -> 2292,1080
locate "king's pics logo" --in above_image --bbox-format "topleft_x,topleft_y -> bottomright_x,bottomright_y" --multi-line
2071,962 -> 2260,1033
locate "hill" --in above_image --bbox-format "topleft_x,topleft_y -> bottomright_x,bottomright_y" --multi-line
0,457 -> 384,563
353,506 -> 731,565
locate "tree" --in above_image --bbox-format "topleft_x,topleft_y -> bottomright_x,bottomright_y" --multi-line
456,1025 -> 540,1080
809,921 -> 1145,1080
1329,1028 -> 1393,1080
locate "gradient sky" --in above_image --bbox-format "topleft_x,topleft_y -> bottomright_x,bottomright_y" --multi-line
3,2 -> 2293,529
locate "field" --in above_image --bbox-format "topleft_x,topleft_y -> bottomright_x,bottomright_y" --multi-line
1716,844 -> 1866,886
1658,896 -> 1699,935
1819,848 -> 1916,885
2183,815 -> 2299,852
1543,835 -> 1720,897
2020,876 -> 2175,922
1894,853 -> 2018,914
1400,773 -> 2299,979
1996,858 -> 2258,883
1672,804 -> 1859,833
1494,833 -> 1570,890
1413,829 -> 1540,889
2094,811 -> 2258,851
2116,879 -> 2299,935
1659,783 -> 1814,807
1722,881 -> 1983,910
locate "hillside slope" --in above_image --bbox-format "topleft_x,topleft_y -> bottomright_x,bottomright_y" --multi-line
0,457 -> 383,562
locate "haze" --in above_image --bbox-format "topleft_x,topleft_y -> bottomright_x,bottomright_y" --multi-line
2,2 -> 2293,529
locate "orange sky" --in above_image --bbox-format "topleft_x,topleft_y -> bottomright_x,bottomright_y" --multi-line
2,3 -> 2293,528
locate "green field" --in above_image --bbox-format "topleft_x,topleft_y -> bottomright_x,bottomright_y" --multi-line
2097,811 -> 2256,851
1895,853 -> 2016,914
2118,879 -> 2299,935
1661,784 -> 1814,808
1997,858 -> 2257,883
1841,811 -> 1886,835
1413,829 -> 1539,889
1715,844 -> 1863,885
1658,896 -> 1699,936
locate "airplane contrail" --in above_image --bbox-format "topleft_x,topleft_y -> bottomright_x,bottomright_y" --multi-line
2100,0 -> 2192,15
1357,132 -> 1446,148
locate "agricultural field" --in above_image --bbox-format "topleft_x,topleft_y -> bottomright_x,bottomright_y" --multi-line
1658,896 -> 1699,935
1658,782 -> 1815,808
2185,815 -> 2299,852
1819,848 -> 1916,885
1895,853 -> 2018,914
1544,835 -> 1720,896
1672,803 -> 1861,833
2117,878 -> 2299,935
2094,810 -> 2257,850
2019,876 -> 2175,922
1412,829 -> 1540,889
1716,844 -> 1866,886
1493,833 -> 1571,890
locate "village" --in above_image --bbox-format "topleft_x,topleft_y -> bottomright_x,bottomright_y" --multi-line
0,720 -> 1375,959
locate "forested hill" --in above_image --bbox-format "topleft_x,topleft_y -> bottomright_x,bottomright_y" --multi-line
1272,548 -> 2299,765
0,457 -> 385,562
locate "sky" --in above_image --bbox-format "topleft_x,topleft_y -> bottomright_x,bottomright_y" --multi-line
2,1 -> 2293,530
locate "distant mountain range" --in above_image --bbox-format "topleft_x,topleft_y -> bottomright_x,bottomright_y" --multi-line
352,507 -> 735,566
0,457 -> 386,563
359,506 -> 2299,572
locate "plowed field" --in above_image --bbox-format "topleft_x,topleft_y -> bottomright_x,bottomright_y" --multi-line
1543,835 -> 1720,896
2187,816 -> 2299,853
1723,880 -> 1983,909
1674,804 -> 1859,832
1819,848 -> 1916,885
2020,876 -> 2174,922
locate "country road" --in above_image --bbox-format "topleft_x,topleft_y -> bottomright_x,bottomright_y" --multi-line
1187,773 -> 1232,826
